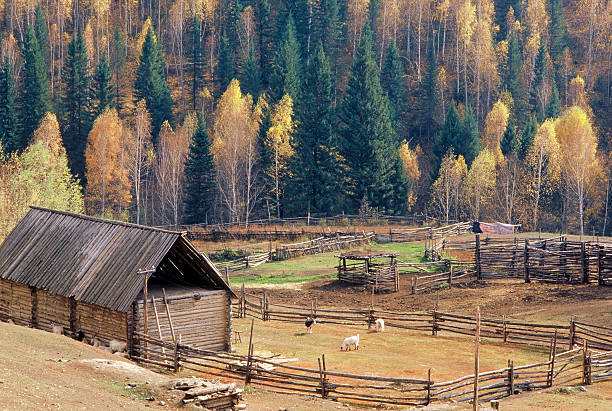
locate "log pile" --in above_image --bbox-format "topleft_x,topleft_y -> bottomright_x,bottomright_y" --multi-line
174,377 -> 243,410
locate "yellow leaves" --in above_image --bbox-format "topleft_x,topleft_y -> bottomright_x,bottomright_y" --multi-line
136,18 -> 155,55
525,118 -> 561,196
84,20 -> 95,65
34,113 -> 65,159
85,108 -> 131,216
266,94 -> 295,161
399,142 -> 422,211
457,0 -> 476,46
432,150 -> 467,222
482,100 -> 509,152
555,106 -> 597,173
463,149 -> 496,219
568,76 -> 590,113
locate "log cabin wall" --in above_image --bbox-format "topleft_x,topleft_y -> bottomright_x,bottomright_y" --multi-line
0,279 -> 32,326
36,289 -> 71,333
134,289 -> 230,352
76,301 -> 127,345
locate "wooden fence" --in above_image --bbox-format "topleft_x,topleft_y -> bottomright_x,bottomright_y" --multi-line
133,303 -> 612,407
435,235 -> 612,285
389,222 -> 472,243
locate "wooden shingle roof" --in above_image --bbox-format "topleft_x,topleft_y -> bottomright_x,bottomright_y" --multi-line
0,207 -> 234,312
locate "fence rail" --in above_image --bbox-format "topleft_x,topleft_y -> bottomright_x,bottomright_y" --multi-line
389,222 -> 472,242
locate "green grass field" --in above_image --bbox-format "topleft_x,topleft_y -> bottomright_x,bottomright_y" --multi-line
228,242 -> 429,286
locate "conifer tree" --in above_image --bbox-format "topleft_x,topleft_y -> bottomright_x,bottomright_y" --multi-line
546,83 -> 561,119
135,27 -> 173,141
241,49 -> 262,98
93,54 -> 114,116
34,4 -> 49,67
288,43 -> 341,216
549,0 -> 568,84
0,58 -> 19,154
380,41 -> 406,133
270,14 -> 301,103
111,29 -> 126,109
458,105 -> 481,166
216,33 -> 234,94
20,25 -> 52,147
530,40 -> 549,121
501,115 -> 520,156
62,32 -> 93,182
255,0 -> 273,88
368,0 -> 380,57
519,115 -> 538,160
183,115 -> 216,224
190,16 -> 204,111
339,23 -> 406,213
419,43 -> 440,139
433,101 -> 461,164
504,33 -> 525,121
318,0 -> 341,62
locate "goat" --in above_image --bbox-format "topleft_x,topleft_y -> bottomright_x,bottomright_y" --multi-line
305,317 -> 316,334
375,318 -> 385,332
75,330 -> 86,342
52,325 -> 64,335
109,339 -> 127,353
340,334 -> 360,351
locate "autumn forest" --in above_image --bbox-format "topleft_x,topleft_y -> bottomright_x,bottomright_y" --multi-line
0,0 -> 610,239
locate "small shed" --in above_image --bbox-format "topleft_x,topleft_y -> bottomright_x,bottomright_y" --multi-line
336,251 -> 399,292
0,207 -> 236,353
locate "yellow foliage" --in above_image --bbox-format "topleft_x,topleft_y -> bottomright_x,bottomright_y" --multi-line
432,150 -> 467,222
482,100 -> 510,152
463,149 -> 496,219
399,142 -> 422,210
33,113 -> 65,159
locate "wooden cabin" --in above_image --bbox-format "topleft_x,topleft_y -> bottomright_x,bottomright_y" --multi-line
0,207 -> 235,353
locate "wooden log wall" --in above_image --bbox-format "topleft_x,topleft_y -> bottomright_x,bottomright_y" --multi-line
36,289 -> 72,334
134,290 -> 229,352
77,301 -> 127,345
0,279 -> 32,326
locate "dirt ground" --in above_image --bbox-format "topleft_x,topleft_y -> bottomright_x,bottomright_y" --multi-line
238,278 -> 612,325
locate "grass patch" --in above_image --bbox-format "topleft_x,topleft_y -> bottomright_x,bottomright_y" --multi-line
99,380 -> 156,401
230,272 -> 335,285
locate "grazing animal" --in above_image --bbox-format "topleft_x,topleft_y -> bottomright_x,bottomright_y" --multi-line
52,325 -> 64,335
7,319 -> 15,325
375,318 -> 385,333
305,317 -> 316,334
75,330 -> 86,341
340,334 -> 360,351
91,337 -> 103,348
109,339 -> 127,353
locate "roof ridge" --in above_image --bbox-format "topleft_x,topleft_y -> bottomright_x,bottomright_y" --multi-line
29,206 -> 184,235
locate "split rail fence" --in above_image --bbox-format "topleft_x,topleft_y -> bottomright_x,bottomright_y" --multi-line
389,222 -> 472,243
432,235 -> 612,285
134,299 -> 612,406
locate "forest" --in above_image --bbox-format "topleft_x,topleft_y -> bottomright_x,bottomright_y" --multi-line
0,0 -> 610,240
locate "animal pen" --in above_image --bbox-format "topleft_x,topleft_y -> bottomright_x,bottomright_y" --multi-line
0,207 -> 235,354
336,252 -> 399,292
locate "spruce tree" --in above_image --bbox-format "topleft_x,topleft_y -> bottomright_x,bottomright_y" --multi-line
255,0 -> 274,88
216,33 -> 234,94
501,115 -> 520,156
519,115 -> 538,160
549,0 -> 568,85
530,40 -> 549,121
93,54 -> 114,116
270,14 -> 301,103
183,115 -> 216,224
380,41 -> 406,133
433,101 -> 461,164
288,42 -> 341,216
368,0 -> 380,58
457,105 -> 480,166
419,43 -> 440,140
111,29 -> 126,109
504,33 -> 526,124
338,23 -> 406,213
0,58 -> 19,154
546,82 -> 561,119
34,5 -> 49,67
62,33 -> 92,182
190,16 -> 204,111
135,28 -> 174,140
20,25 -> 52,146
241,49 -> 262,98
318,0 -> 341,62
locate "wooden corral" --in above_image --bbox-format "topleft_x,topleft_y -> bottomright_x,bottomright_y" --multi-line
336,252 -> 399,292
0,207 -> 235,353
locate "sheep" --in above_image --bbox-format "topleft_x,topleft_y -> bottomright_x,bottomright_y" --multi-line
375,318 -> 385,333
91,337 -> 103,348
52,325 -> 64,335
340,334 -> 360,351
305,317 -> 316,334
109,339 -> 127,353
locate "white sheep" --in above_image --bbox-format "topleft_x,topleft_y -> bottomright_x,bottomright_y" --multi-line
109,339 -> 127,353
375,318 -> 385,333
340,334 -> 360,351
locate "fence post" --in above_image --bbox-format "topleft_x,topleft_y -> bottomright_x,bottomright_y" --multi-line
475,235 -> 482,280
426,369 -> 432,405
524,239 -> 531,283
432,310 -> 437,336
569,318 -> 576,350
508,360 -> 514,395
581,242 -> 589,283
473,307 -> 481,411
448,264 -> 453,286
503,315 -> 507,343
411,276 -> 416,294
582,340 -> 591,385
547,330 -> 557,387
597,246 -> 603,285
173,341 -> 180,372
241,282 -> 245,318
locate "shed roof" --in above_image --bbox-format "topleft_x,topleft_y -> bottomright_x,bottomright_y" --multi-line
0,207 -> 234,312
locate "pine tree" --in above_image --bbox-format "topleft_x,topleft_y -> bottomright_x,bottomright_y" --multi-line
318,0 -> 341,62
270,14 -> 301,103
380,41 -> 406,133
0,58 -> 19,154
433,101 -> 461,164
34,4 -> 49,67
93,54 -> 114,116
501,115 -> 520,156
255,0 -> 274,88
546,82 -> 561,119
111,29 -> 126,109
458,105 -> 481,166
504,33 -> 525,121
288,42 -> 341,216
339,23 -> 406,213
519,115 -> 538,160
183,115 -> 216,224
419,43 -> 440,140
134,27 -> 174,141
368,0 -> 381,57
20,25 -> 52,147
530,40 -> 549,121
241,49 -> 262,99
190,16 -> 204,111
62,32 -> 92,183
216,33 -> 234,94
549,0 -> 568,85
